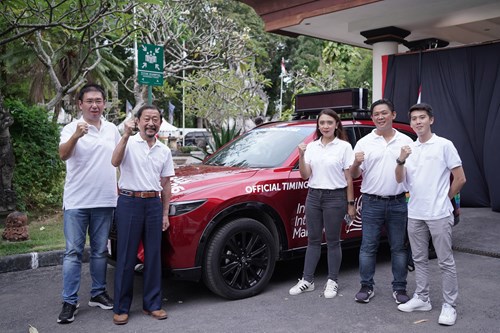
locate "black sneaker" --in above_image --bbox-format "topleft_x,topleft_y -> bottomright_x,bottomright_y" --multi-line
393,290 -> 410,304
88,291 -> 113,310
57,302 -> 79,324
355,286 -> 374,303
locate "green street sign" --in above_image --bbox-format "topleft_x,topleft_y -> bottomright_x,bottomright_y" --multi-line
137,43 -> 164,86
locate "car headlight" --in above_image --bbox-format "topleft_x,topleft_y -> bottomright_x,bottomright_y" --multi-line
169,199 -> 207,216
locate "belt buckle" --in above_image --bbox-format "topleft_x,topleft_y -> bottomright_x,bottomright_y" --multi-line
140,192 -> 148,198
380,195 -> 390,199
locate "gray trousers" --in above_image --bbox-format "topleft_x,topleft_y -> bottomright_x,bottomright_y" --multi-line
303,188 -> 346,283
407,214 -> 458,305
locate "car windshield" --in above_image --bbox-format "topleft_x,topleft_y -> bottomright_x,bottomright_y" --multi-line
205,126 -> 315,168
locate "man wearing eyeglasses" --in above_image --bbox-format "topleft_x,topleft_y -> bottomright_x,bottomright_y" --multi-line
57,83 -> 121,324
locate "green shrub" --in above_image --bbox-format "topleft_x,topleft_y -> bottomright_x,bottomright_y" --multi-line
178,145 -> 200,154
7,100 -> 65,211
207,122 -> 241,152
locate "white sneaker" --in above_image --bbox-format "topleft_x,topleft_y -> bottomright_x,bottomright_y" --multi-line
438,303 -> 457,326
397,294 -> 432,312
323,279 -> 338,298
289,278 -> 315,295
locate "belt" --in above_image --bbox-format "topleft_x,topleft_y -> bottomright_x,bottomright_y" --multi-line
363,192 -> 406,200
119,189 -> 160,198
309,187 -> 346,192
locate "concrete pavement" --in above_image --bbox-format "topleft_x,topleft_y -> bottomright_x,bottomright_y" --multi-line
451,207 -> 500,258
0,207 -> 499,333
0,207 -> 498,274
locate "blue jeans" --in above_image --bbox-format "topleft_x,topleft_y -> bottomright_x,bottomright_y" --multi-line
303,188 -> 346,282
359,195 -> 408,291
62,208 -> 114,304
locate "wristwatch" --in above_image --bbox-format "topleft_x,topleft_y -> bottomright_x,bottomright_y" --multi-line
348,200 -> 355,205
396,158 -> 406,165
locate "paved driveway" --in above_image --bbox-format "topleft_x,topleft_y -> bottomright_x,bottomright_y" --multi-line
0,208 -> 499,333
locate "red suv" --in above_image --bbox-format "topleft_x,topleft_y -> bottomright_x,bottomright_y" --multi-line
109,107 -> 418,299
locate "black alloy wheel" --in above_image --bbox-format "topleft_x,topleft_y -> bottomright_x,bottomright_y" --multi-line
203,218 -> 276,299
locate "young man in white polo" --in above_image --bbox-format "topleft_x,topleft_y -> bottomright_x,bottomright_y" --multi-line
58,83 -> 120,324
395,103 -> 466,326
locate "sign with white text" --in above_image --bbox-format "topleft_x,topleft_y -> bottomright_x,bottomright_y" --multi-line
137,43 -> 164,86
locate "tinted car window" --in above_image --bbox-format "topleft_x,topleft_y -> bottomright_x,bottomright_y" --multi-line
345,125 -> 416,147
205,127 -> 315,168
345,125 -> 375,147
184,131 -> 210,146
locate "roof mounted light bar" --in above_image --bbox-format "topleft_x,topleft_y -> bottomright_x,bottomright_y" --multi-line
293,88 -> 369,119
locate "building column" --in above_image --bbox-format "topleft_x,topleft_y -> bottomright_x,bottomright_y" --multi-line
360,26 -> 410,102
371,42 -> 398,101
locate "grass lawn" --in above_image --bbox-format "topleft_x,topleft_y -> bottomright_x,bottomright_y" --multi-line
0,210 -> 65,257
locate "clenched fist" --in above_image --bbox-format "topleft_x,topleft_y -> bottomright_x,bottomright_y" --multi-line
399,145 -> 412,162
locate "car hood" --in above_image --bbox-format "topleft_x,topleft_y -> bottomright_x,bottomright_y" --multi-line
170,164 -> 258,200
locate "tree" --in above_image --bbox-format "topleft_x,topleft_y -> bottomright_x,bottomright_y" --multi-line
0,0 -> 373,213
183,63 -> 270,131
287,41 -> 373,113
123,0 -> 258,112
276,36 -> 325,116
220,0 -> 298,119
1,0 -> 138,112
0,0 -> 140,211
323,42 -> 372,94
0,94 -> 15,212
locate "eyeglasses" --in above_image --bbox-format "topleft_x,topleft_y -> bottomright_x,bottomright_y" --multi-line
84,99 -> 104,105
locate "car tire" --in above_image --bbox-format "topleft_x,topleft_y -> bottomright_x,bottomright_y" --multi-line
203,218 -> 276,300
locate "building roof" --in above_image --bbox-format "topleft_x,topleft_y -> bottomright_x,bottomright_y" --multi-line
240,0 -> 500,50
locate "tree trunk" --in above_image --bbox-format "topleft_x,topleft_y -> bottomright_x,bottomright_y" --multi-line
0,93 -> 16,213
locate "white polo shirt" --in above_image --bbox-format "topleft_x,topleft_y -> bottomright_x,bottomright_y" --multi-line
405,134 -> 462,220
354,129 -> 413,196
60,118 -> 121,210
304,137 -> 354,189
118,133 -> 175,191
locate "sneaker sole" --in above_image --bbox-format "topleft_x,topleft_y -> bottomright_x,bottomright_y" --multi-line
289,288 -> 315,295
289,283 -> 315,296
88,301 -> 113,310
355,291 -> 375,303
324,292 -> 337,299
57,308 -> 79,324
397,304 -> 432,312
438,318 -> 456,326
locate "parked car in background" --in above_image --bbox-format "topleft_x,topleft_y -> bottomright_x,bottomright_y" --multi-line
183,130 -> 212,148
